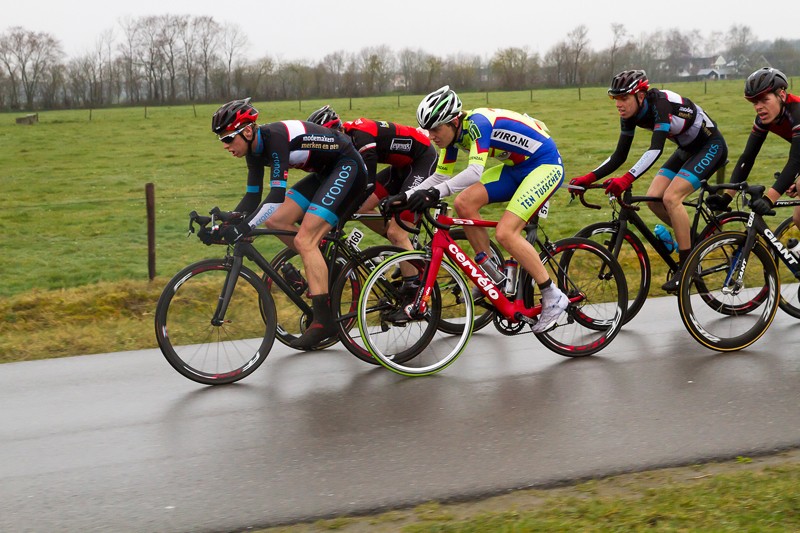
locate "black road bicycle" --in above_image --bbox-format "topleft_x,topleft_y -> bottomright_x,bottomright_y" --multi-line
678,182 -> 800,351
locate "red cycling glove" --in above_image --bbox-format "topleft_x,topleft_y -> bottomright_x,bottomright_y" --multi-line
567,172 -> 597,191
603,172 -> 635,197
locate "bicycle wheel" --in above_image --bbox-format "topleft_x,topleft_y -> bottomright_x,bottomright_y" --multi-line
696,210 -> 766,316
773,216 -> 800,319
155,259 -> 277,385
573,222 -> 649,324
357,251 -> 474,376
264,247 -> 340,351
525,237 -> 627,357
678,231 -> 779,352
443,228 -> 503,333
330,245 -> 405,364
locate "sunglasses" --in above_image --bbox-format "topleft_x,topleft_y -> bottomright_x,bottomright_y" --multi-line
218,125 -> 249,144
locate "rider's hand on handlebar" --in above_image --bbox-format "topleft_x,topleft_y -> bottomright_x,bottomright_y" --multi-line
379,193 -> 408,214
197,225 -> 223,246
603,173 -> 635,197
568,173 -> 597,192
407,187 -> 440,212
750,195 -> 776,216
705,193 -> 733,212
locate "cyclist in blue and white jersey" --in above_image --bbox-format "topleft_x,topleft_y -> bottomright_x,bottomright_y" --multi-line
568,70 -> 728,292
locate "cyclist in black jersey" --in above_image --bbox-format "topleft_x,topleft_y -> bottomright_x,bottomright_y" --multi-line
568,70 -> 728,292
205,98 -> 371,349
307,105 -> 438,295
706,67 -> 800,229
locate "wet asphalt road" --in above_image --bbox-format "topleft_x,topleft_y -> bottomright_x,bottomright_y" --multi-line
1,296 -> 800,532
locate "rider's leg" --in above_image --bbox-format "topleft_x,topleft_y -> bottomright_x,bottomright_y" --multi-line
645,172 -> 673,225
264,197 -> 305,249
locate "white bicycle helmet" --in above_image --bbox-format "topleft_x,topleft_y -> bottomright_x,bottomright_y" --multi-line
417,85 -> 462,130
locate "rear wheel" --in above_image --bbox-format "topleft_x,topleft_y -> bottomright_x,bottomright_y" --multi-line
526,237 -> 626,357
773,216 -> 800,319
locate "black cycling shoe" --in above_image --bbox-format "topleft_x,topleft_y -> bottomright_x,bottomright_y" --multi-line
290,321 -> 337,350
382,282 -> 420,323
661,271 -> 681,293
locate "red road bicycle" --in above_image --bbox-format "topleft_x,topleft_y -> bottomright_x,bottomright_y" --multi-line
356,204 -> 628,376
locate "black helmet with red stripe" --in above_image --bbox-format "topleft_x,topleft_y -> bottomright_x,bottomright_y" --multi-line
744,67 -> 788,102
211,97 -> 259,135
608,70 -> 649,97
307,105 -> 342,129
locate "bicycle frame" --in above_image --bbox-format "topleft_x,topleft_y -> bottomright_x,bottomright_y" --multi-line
726,211 -> 800,288
412,213 -> 584,324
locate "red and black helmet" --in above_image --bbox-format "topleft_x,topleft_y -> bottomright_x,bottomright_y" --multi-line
307,105 -> 342,129
744,67 -> 788,102
211,97 -> 259,134
608,70 -> 649,97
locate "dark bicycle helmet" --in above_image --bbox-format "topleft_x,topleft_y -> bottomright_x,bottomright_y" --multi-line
417,85 -> 462,130
744,67 -> 788,101
211,97 -> 259,135
307,105 -> 342,129
608,70 -> 650,97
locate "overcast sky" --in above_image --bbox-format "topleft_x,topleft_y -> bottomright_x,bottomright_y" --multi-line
4,0 -> 796,60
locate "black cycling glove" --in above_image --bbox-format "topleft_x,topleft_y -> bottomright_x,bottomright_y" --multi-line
406,187 -> 440,212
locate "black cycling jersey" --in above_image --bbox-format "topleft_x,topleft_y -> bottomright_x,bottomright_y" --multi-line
343,118 -> 437,196
731,93 -> 800,194
593,88 -> 719,180
234,120 -> 370,226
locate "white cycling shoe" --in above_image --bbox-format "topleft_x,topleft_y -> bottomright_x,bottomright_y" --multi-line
531,288 -> 569,333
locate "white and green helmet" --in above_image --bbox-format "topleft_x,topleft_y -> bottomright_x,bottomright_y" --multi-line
417,85 -> 462,129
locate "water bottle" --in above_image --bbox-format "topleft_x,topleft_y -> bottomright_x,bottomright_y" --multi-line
475,251 -> 506,286
280,262 -> 308,296
788,238 -> 800,259
654,224 -> 677,253
503,259 -> 519,296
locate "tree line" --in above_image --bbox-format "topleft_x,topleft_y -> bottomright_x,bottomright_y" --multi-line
1,16 -> 799,112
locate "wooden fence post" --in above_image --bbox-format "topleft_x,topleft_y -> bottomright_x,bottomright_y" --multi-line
146,183 -> 156,281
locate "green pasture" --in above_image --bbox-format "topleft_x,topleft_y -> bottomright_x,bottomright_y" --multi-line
0,79 -> 793,360
2,79 -> 787,298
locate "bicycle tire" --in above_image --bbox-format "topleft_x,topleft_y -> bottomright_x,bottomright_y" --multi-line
155,258 -> 277,385
446,228 -> 503,333
357,251 -> 473,376
695,210 -> 767,316
772,215 -> 800,319
525,237 -> 627,357
263,247 -> 341,351
573,222 -> 649,324
330,244 -> 406,364
678,231 -> 779,352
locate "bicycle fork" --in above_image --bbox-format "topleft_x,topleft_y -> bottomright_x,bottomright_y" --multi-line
211,255 -> 243,326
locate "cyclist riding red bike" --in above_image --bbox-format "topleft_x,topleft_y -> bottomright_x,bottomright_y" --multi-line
386,85 -> 568,333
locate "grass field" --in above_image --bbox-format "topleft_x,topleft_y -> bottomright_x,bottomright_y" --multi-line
0,79 -> 792,360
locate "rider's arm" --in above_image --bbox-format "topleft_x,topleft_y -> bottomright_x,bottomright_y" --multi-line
730,123 -> 767,185
590,133 -> 634,179
772,125 -> 800,195
234,157 -> 264,215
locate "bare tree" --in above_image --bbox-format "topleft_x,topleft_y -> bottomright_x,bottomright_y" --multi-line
447,53 -> 483,91
726,24 -> 756,72
220,23 -> 248,98
543,41 -> 570,86
490,47 -> 528,89
608,23 -> 628,78
359,46 -> 395,94
194,16 -> 220,100
0,27 -> 63,109
567,25 -> 590,85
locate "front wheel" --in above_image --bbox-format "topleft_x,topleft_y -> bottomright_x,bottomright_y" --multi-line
526,237 -> 627,357
678,231 -> 779,352
357,251 -> 474,376
573,222 -> 649,324
155,259 -> 277,385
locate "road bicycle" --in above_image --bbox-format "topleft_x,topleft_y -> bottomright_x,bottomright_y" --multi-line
355,205 -> 628,376
154,208 -> 403,384
677,182 -> 800,351
570,181 -> 751,323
